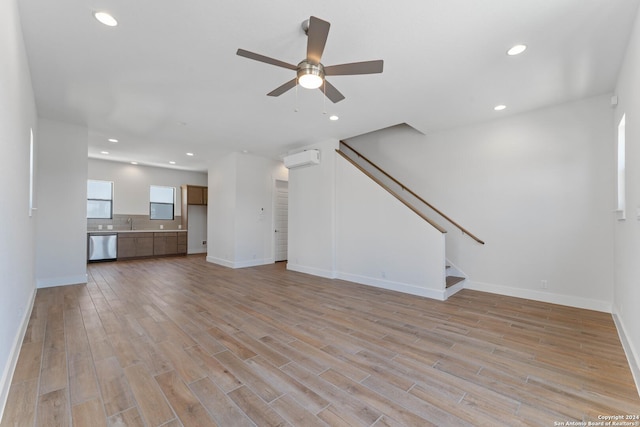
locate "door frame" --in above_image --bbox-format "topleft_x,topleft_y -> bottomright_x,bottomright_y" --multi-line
272,179 -> 289,262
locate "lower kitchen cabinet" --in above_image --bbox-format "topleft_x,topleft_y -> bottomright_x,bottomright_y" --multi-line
117,233 -> 154,259
116,231 -> 187,260
154,232 -> 178,256
178,232 -> 187,254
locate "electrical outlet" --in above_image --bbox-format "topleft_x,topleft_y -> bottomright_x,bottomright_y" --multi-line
541,280 -> 548,289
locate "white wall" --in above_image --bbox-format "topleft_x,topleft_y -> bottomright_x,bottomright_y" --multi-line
287,140 -> 339,278
207,152 -> 288,268
35,119 -> 88,288
234,154 -> 288,266
335,155 -> 447,299
208,153 -> 237,265
0,0 -> 38,418
348,94 -> 615,312
88,158 -> 207,216
613,3 -> 640,393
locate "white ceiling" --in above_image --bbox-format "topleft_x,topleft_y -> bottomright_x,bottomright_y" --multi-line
17,0 -> 640,172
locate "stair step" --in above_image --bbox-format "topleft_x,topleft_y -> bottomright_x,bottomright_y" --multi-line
446,275 -> 465,288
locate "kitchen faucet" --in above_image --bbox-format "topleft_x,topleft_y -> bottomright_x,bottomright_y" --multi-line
127,217 -> 133,230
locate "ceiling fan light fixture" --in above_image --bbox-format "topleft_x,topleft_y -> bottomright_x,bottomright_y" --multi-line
297,61 -> 324,89
298,74 -> 323,89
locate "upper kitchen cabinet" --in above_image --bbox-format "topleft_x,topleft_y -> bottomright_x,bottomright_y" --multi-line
183,185 -> 207,205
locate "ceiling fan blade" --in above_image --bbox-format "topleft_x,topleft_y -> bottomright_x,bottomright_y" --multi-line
267,78 -> 297,97
306,16 -> 330,64
324,60 -> 384,76
320,79 -> 345,103
236,49 -> 297,70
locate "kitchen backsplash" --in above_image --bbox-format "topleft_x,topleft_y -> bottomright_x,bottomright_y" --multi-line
87,214 -> 183,231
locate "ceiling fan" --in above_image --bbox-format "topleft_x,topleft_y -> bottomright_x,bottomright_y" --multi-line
237,16 -> 383,103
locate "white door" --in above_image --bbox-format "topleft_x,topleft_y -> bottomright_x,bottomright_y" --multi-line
274,180 -> 288,262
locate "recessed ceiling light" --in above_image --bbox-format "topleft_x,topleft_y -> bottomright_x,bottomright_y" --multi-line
186,152 -> 194,156
130,161 -> 138,165
241,150 -> 250,154
494,104 -> 507,111
100,151 -> 109,155
94,11 -> 118,27
329,115 -> 339,121
169,161 -> 176,165
108,138 -> 118,143
507,44 -> 527,56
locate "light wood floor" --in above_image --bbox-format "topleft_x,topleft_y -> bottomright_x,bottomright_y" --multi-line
2,255 -> 639,426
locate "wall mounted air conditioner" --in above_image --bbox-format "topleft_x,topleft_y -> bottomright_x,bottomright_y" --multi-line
283,149 -> 320,169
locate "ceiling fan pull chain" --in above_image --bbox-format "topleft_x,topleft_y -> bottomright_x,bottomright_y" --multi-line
294,79 -> 299,112
322,83 -> 327,115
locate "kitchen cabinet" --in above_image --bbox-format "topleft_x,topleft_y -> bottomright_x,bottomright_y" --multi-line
114,231 -> 186,260
183,185 -> 207,206
117,233 -> 154,259
154,232 -> 178,256
178,233 -> 187,254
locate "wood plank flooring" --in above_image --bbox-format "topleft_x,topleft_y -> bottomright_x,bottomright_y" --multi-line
2,255 -> 639,426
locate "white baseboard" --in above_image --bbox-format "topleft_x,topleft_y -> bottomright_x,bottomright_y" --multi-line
232,258 -> 274,268
206,256 -> 273,269
286,263 -> 337,279
466,280 -> 612,313
0,287 -> 36,423
36,273 -> 87,289
206,256 -> 234,268
336,272 -> 446,301
612,308 -> 640,398
285,265 -> 446,300
187,248 -> 207,255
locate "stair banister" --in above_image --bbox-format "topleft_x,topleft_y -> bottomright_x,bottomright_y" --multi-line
335,150 -> 447,233
340,140 -> 485,245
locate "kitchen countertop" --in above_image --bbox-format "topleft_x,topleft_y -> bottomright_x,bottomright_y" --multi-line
88,229 -> 187,234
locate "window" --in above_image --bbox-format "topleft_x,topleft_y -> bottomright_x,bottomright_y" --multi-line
150,185 -> 175,220
617,114 -> 626,220
87,180 -> 113,219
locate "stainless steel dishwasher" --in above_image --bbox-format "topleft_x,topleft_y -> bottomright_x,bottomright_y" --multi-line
88,233 -> 118,262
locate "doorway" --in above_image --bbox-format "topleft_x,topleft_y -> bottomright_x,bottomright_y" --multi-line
274,180 -> 288,262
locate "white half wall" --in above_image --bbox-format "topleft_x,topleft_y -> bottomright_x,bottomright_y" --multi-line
234,153 -> 288,266
207,152 -> 288,268
287,140 -> 339,278
335,155 -> 447,300
207,153 -> 237,266
347,94 -> 615,313
35,119 -> 88,288
0,0 -> 38,419
613,3 -> 640,395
